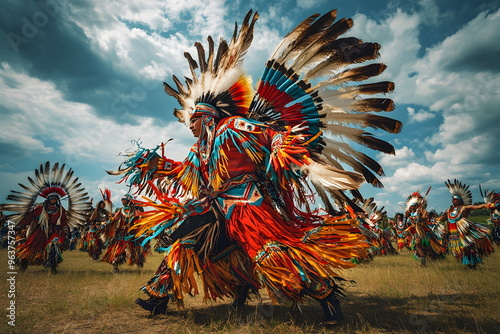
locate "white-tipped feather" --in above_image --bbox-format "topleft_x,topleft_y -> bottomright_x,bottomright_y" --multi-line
445,179 -> 473,205
302,161 -> 364,190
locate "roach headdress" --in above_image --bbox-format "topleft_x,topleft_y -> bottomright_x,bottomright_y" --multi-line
445,179 -> 472,205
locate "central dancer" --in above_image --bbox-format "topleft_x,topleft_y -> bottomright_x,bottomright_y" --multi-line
129,9 -> 401,324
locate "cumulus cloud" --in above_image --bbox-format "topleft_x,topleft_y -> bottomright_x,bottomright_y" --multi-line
0,63 -> 193,164
407,107 -> 436,122
1,1 -> 499,215
350,10 -> 421,85
354,7 -> 500,214
378,146 -> 417,168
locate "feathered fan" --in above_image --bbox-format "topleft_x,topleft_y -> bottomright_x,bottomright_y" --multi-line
359,197 -> 387,226
248,9 -> 401,191
0,161 -> 92,228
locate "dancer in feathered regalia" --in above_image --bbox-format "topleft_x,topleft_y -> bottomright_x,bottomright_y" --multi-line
438,180 -> 494,269
393,213 -> 411,251
0,162 -> 91,273
84,189 -> 112,260
404,190 -> 445,266
109,141 -> 260,313
118,9 -> 401,323
479,186 -> 500,247
101,194 -> 150,272
353,198 -> 396,257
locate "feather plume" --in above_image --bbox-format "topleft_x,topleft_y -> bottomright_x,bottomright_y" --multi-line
319,140 -> 385,186
324,112 -> 402,133
319,81 -> 394,99
324,125 -> 396,154
322,97 -> 395,113
315,63 -> 388,88
445,179 -> 473,205
272,10 -> 337,64
270,13 -> 321,62
479,184 -> 497,204
304,43 -> 381,81
291,20 -> 355,71
302,161 -> 364,190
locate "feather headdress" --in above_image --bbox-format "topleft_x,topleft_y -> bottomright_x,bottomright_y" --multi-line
405,187 -> 431,211
359,197 -> 386,226
445,179 -> 472,205
479,184 -> 499,204
100,188 -> 113,214
0,161 -> 92,228
164,10 -> 258,124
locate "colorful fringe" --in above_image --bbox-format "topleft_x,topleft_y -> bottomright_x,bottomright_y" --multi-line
101,237 -> 149,267
141,241 -> 260,305
16,228 -> 66,267
226,201 -> 369,303
414,223 -> 446,259
84,229 -> 104,260
448,218 -> 494,266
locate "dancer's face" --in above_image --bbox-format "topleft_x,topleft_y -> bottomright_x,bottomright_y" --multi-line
189,117 -> 202,138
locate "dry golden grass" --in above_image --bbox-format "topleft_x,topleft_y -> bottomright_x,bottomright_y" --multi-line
1,247 -> 499,334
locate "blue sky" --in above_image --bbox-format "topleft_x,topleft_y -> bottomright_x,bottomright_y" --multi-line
0,0 -> 499,216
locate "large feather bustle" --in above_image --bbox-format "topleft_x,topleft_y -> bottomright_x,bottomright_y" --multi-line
248,10 -> 398,195
0,162 -> 92,228
445,179 -> 473,205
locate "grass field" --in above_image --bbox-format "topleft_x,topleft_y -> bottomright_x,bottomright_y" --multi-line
1,246 -> 499,334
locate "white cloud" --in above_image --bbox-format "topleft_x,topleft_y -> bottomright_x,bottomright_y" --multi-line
425,133 -> 495,165
407,107 -> 435,122
296,0 -> 327,10
350,10 -> 421,85
0,63 -> 193,164
417,0 -> 453,26
351,7 -> 499,191
378,146 -> 417,168
66,0 -> 233,82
